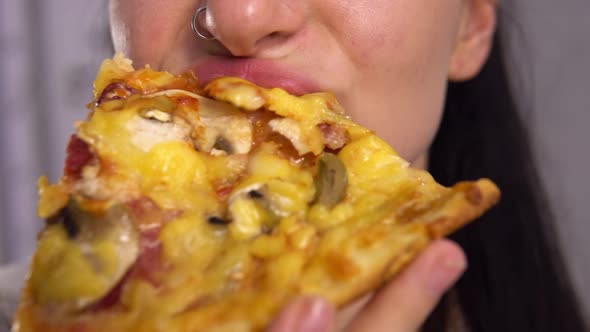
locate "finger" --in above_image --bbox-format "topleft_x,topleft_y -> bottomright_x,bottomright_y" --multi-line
346,239 -> 466,332
266,296 -> 336,332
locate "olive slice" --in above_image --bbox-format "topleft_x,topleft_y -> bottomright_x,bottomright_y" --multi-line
208,216 -> 230,225
315,153 -> 348,208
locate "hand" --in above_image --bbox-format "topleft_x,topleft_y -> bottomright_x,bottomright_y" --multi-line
266,239 -> 466,332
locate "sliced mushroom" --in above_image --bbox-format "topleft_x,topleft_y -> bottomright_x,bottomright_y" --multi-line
140,108 -> 172,123
196,98 -> 253,155
127,109 -> 193,152
268,118 -> 311,155
31,199 -> 139,311
318,122 -> 351,151
207,215 -> 230,225
212,136 -> 234,154
142,90 -> 253,155
315,153 -> 348,208
225,184 -> 279,239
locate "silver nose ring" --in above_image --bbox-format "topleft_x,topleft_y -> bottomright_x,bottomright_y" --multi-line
191,6 -> 216,40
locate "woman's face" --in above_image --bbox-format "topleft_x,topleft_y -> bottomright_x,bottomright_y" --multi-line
109,0 -> 494,166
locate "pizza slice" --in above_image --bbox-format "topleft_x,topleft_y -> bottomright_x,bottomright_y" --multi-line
12,54 -> 500,332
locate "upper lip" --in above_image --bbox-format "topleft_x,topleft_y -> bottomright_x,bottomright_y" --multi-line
192,57 -> 321,96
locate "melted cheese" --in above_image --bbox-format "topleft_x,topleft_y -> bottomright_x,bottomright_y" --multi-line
18,55 -> 501,332
33,70 -> 402,311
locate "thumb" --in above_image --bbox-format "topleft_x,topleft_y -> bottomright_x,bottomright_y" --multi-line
346,239 -> 467,332
266,296 -> 335,332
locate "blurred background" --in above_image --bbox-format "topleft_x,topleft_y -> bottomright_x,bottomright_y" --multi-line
0,0 -> 588,320
0,0 -> 112,262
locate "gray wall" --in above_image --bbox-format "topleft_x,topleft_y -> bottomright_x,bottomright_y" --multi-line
503,0 -> 590,314
0,0 -> 112,261
0,0 -> 588,318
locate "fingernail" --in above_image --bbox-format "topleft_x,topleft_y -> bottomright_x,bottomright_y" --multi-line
268,297 -> 334,332
299,297 -> 334,332
427,253 -> 467,297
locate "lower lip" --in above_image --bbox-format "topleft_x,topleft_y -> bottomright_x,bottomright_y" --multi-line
192,58 -> 320,96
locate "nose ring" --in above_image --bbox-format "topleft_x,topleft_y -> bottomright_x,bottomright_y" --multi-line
191,6 -> 216,40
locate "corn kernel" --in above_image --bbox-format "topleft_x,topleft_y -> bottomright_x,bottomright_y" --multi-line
228,197 -> 266,240
36,176 -> 69,219
277,216 -> 301,235
249,235 -> 286,259
265,252 -> 305,290
289,225 -> 317,251
267,179 -> 314,216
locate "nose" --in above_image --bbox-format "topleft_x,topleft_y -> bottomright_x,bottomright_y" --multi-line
205,0 -> 307,57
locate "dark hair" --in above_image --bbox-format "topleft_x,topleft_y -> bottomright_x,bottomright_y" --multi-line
424,28 -> 588,331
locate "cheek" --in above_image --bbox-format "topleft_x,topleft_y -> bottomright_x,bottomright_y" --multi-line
109,0 -> 193,68
331,1 -> 462,162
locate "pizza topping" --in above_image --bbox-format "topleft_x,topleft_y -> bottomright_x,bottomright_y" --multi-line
37,176 -> 70,219
228,195 -> 275,239
211,136 -> 234,155
244,110 -> 317,166
48,203 -> 80,239
269,118 -> 311,155
249,235 -> 287,259
64,135 -> 94,180
204,77 -> 267,111
139,108 -> 173,123
30,200 -> 139,311
315,153 -> 348,207
126,197 -> 180,230
248,190 -> 264,199
197,99 -> 253,155
164,70 -> 201,94
17,56 -> 501,332
127,110 -> 193,152
245,110 -> 278,150
84,270 -> 130,312
318,123 -> 351,151
207,216 -> 230,225
95,82 -> 138,106
130,225 -> 165,286
146,88 -> 254,155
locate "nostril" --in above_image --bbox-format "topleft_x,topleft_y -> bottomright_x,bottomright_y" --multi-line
253,31 -> 291,50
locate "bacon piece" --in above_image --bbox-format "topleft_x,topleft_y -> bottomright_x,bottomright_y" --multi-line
126,198 -> 177,284
271,133 -> 316,167
127,197 -> 180,230
130,226 -> 166,286
95,82 -> 138,106
318,123 -> 350,151
165,70 -> 201,93
64,135 -> 93,179
215,185 -> 234,200
84,226 -> 164,312
245,110 -> 315,166
84,271 -> 130,312
245,110 -> 279,150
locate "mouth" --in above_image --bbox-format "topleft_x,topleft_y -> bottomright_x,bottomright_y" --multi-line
192,57 -> 321,96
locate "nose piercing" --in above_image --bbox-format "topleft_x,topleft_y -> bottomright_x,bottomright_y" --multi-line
191,6 -> 216,40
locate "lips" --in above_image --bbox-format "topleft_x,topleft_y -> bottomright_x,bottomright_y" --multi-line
192,57 -> 321,96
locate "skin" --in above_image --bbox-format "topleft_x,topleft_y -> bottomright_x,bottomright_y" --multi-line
109,0 -> 496,330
